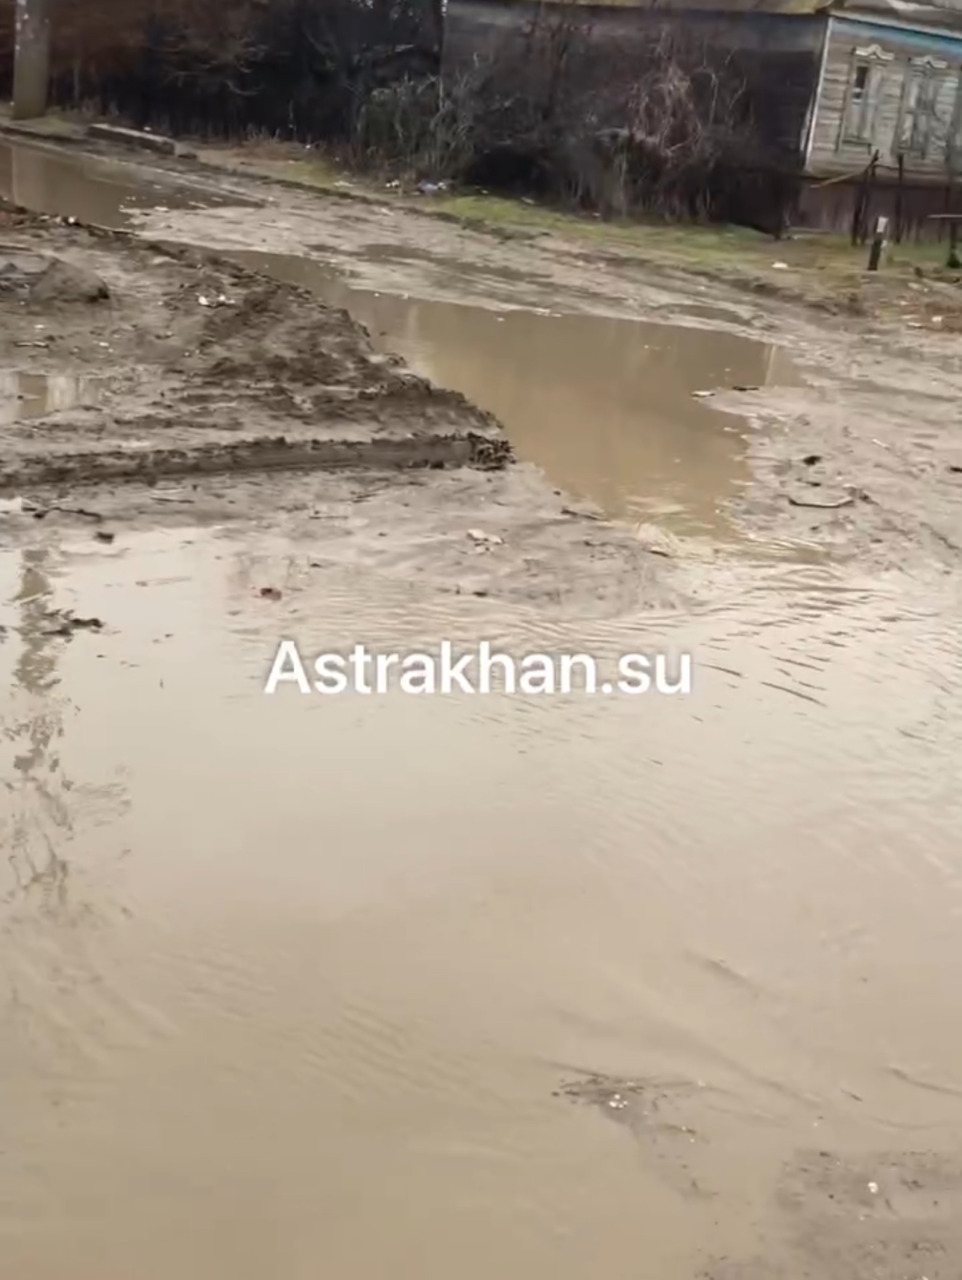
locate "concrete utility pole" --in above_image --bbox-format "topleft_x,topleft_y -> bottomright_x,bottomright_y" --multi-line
12,0 -> 51,121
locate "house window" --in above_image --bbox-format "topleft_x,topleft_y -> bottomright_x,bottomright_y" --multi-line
898,57 -> 947,156
842,45 -> 893,146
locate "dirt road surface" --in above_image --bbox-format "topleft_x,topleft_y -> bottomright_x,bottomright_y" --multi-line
2,133 -> 962,1280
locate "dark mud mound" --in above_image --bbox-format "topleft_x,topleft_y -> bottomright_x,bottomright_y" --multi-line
0,215 -> 509,492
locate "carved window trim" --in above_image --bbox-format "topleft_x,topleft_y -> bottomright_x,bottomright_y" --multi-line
897,55 -> 947,158
840,45 -> 894,147
854,43 -> 895,64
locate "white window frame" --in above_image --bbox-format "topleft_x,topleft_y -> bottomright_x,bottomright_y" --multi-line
841,43 -> 894,147
897,54 -> 948,158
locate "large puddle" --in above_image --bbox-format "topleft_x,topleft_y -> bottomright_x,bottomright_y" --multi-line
3,138 -> 799,540
3,137 -> 962,1278
0,138 -> 252,228
0,370 -> 104,425
230,249 -> 799,541
2,531 -> 962,1278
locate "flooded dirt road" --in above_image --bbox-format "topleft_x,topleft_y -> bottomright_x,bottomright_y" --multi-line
2,139 -> 802,543
0,138 -> 252,228
3,519 -> 962,1280
3,134 -> 962,1279
230,249 -> 800,542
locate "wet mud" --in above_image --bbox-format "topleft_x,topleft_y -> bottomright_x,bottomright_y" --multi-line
228,248 -> 801,543
0,138 -> 253,229
2,515 -> 962,1279
0,211 -> 507,492
2,132 -> 962,1280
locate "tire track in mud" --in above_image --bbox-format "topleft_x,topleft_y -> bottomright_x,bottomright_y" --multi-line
0,206 -> 512,492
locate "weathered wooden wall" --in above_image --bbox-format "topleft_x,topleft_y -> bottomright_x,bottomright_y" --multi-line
807,15 -> 962,180
798,171 -> 961,237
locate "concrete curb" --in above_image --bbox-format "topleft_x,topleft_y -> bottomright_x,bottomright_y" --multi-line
86,122 -> 195,158
0,116 -> 195,159
0,120 -> 90,148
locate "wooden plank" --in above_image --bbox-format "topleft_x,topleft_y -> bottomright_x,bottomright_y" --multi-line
808,22 -> 962,179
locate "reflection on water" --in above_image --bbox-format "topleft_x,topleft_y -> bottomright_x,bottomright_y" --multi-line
0,371 -> 104,425
1,136 -> 795,542
1,528 -> 961,1279
2,132 -> 961,1279
0,139 -> 250,228
229,250 -> 798,540
1,549 -> 70,906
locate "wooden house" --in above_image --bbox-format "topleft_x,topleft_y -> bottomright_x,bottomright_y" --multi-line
442,0 -> 962,234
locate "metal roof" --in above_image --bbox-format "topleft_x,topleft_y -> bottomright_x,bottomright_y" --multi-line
470,0 -> 962,24
838,0 -> 962,30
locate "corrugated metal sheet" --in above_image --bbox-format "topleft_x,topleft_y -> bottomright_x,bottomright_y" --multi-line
841,0 -> 962,30
473,0 -> 827,10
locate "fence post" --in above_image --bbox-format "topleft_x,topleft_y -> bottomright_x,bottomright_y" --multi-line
867,214 -> 887,271
949,220 -> 961,270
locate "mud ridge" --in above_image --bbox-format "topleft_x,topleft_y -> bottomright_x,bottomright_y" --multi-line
0,203 -> 511,492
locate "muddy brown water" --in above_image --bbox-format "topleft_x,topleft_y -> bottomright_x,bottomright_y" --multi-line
0,139 -> 252,228
3,138 -> 962,1279
4,138 -> 799,539
230,249 -> 799,541
0,371 -> 104,425
2,532 -> 962,1279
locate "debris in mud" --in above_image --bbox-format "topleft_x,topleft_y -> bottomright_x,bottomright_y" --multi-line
731,384 -> 760,392
559,1075 -> 650,1123
558,1073 -> 707,1200
32,504 -> 104,522
802,454 -> 823,467
560,502 -> 604,521
692,389 -> 715,399
788,491 -> 854,506
467,528 -> 503,547
259,586 -> 283,601
42,609 -> 104,637
779,1150 -> 962,1279
634,522 -> 679,558
94,530 -> 116,544
149,490 -> 195,504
